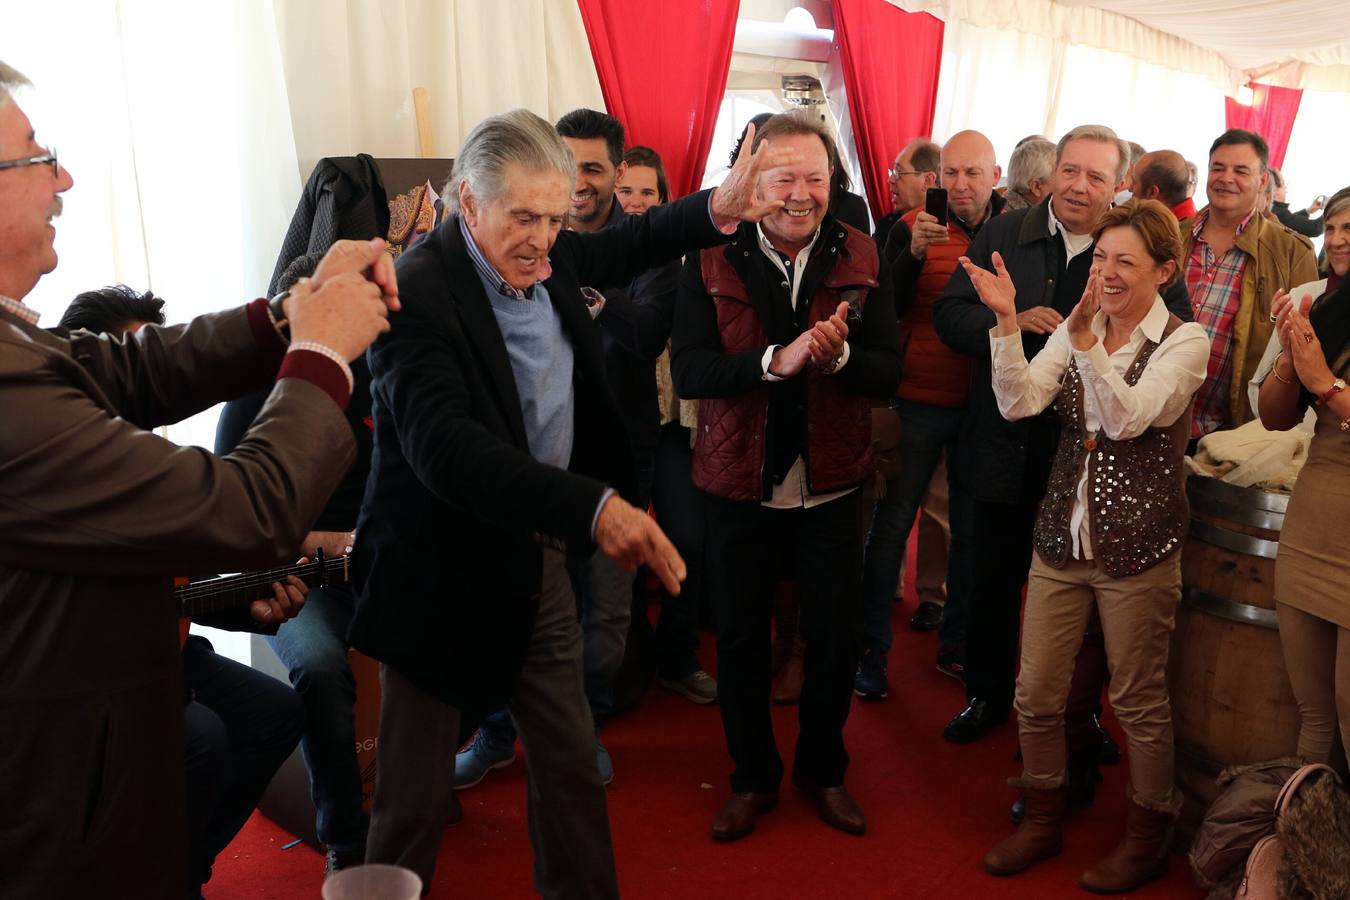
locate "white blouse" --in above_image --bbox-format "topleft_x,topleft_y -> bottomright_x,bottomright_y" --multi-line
989,296 -> 1211,559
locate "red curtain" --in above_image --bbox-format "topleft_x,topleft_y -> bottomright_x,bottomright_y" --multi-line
833,0 -> 945,217
576,0 -> 740,199
1224,82 -> 1303,170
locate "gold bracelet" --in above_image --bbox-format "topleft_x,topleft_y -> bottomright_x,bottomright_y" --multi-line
1272,352 -> 1295,385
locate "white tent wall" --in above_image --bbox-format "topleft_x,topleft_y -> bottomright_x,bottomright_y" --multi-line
272,0 -> 605,181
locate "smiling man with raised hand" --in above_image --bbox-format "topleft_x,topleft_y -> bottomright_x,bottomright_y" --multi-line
672,110 -> 901,843
933,125 -> 1195,756
1181,128 -> 1317,439
353,108 -> 797,898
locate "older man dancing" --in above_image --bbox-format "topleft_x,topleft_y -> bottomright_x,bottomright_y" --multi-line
353,109 -> 796,898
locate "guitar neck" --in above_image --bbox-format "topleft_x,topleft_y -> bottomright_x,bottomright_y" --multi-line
177,555 -> 349,619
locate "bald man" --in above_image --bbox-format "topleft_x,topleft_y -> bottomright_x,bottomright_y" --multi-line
857,131 -> 1004,699
1129,149 -> 1194,219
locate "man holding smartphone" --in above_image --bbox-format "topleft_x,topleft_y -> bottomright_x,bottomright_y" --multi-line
857,130 -> 1003,700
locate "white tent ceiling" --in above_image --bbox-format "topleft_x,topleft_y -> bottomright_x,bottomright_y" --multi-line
890,0 -> 1350,92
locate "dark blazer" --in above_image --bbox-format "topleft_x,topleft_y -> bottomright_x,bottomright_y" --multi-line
934,197 -> 1193,504
349,188 -> 730,724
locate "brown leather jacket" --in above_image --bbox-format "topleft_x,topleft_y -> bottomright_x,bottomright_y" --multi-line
1181,208 -> 1318,429
0,304 -> 354,899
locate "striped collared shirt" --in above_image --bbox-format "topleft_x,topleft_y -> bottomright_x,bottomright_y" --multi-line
458,216 -> 551,300
1186,208 -> 1254,437
0,294 -> 40,325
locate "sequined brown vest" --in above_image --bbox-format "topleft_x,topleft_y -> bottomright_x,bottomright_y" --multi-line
1033,315 -> 1191,578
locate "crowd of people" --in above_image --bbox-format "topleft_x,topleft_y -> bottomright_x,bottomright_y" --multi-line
2,52 -> 1348,900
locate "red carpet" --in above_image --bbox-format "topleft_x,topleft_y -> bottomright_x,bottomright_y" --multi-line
210,570 -> 1207,898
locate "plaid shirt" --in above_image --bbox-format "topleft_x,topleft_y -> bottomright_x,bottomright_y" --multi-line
1186,209 -> 1254,437
0,294 -> 41,325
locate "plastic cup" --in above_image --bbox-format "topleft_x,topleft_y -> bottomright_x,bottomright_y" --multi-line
321,864 -> 423,900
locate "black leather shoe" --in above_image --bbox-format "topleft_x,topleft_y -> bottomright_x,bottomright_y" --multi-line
909,600 -> 942,632
943,698 -> 1008,744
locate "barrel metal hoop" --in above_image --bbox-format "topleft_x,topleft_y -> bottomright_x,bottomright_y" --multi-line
1181,586 -> 1280,629
1188,519 -> 1281,560
1187,475 -> 1290,516
1190,496 -> 1286,531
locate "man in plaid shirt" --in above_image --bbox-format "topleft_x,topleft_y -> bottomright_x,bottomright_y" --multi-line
1182,129 -> 1317,439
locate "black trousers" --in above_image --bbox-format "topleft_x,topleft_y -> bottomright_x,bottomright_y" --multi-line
183,635 -> 304,897
962,418 -> 1058,717
704,489 -> 864,794
651,424 -> 707,679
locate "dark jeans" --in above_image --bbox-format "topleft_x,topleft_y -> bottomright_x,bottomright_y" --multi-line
265,583 -> 368,852
704,489 -> 864,794
650,423 -> 706,679
963,418 -> 1058,717
183,635 -> 303,897
860,400 -> 968,654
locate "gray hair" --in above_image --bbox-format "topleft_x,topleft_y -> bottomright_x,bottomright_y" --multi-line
1055,124 -> 1131,185
443,108 -> 574,214
1008,138 -> 1055,196
0,60 -> 31,108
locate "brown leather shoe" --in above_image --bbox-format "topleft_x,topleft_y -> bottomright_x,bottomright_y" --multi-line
799,784 -> 866,835
1079,797 -> 1174,893
710,791 -> 778,841
983,786 -> 1068,876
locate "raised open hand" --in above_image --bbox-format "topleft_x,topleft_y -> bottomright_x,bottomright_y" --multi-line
959,251 -> 1017,318
710,122 -> 805,228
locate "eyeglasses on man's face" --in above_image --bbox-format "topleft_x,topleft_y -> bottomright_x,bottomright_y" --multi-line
0,149 -> 58,177
888,167 -> 921,180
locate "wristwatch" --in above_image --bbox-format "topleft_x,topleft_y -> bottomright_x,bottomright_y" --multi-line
1317,378 -> 1346,406
268,290 -> 292,340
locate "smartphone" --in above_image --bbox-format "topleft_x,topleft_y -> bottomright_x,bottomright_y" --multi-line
925,187 -> 948,226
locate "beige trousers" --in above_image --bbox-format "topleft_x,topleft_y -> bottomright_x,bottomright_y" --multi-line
1014,552 -> 1182,811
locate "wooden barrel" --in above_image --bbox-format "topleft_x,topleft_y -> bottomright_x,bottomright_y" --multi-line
1168,475 -> 1301,840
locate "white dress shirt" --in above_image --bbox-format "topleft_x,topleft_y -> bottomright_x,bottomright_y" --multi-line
989,295 -> 1210,558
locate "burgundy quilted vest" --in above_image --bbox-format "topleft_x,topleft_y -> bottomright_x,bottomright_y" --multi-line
691,224 -> 878,502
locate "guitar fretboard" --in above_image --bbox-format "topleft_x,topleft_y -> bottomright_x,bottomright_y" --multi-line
176,555 -> 349,618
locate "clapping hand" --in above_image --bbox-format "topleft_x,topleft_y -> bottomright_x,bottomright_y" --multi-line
1282,303 -> 1335,395
808,302 -> 849,368
1065,270 -> 1102,351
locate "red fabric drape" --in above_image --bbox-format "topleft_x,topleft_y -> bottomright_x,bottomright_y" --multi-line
1224,82 -> 1303,170
576,0 -> 740,199
833,0 -> 945,218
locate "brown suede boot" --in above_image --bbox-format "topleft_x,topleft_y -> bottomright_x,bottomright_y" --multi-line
982,785 -> 1069,876
1079,796 -> 1175,894
771,636 -> 805,705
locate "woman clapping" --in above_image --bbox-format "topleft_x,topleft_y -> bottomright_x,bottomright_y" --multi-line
959,200 -> 1210,893
1257,186 -> 1350,776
